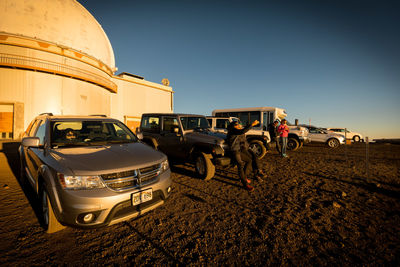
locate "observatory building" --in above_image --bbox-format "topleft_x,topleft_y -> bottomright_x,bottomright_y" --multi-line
0,0 -> 173,139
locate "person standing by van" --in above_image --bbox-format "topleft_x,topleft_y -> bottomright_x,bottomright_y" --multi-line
278,119 -> 289,157
268,120 -> 280,153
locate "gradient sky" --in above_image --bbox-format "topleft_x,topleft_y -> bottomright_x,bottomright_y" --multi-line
78,0 -> 400,139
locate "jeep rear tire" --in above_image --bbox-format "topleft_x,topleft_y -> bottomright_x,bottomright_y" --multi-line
287,138 -> 299,151
40,185 -> 65,233
195,152 -> 215,180
249,140 -> 267,159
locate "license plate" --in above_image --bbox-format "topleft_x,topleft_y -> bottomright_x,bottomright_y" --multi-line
132,189 -> 153,206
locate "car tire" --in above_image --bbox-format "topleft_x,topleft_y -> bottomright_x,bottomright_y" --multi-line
40,185 -> 65,233
327,138 -> 340,148
287,138 -> 299,151
195,152 -> 215,181
298,141 -> 304,149
353,135 -> 360,142
249,140 -> 267,159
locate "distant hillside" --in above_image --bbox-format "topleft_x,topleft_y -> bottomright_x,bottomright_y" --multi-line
373,139 -> 400,144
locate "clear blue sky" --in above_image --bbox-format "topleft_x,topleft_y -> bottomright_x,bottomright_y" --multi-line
78,0 -> 400,139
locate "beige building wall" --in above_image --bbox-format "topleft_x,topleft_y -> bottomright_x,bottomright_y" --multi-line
0,68 -> 111,136
111,74 -> 173,132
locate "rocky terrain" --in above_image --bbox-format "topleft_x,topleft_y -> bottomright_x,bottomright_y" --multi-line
0,142 -> 399,265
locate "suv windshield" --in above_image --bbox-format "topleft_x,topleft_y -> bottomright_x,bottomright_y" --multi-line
180,116 -> 210,131
50,120 -> 137,147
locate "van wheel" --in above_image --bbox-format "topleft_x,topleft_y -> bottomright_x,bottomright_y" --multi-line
327,138 -> 340,148
195,152 -> 215,180
287,138 -> 299,151
249,140 -> 267,159
40,185 -> 65,233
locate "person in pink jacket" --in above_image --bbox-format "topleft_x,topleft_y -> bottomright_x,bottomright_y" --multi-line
277,119 -> 290,157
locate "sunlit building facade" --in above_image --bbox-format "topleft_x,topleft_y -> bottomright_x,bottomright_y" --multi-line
0,0 -> 173,139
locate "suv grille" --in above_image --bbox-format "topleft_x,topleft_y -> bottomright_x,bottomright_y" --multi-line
101,163 -> 161,191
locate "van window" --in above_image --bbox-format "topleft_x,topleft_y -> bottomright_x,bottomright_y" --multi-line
216,119 -> 229,129
249,111 -> 260,127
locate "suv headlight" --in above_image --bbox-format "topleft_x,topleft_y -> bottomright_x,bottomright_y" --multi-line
161,159 -> 169,172
58,173 -> 105,189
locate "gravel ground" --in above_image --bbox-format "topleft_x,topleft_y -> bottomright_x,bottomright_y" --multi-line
0,141 -> 399,266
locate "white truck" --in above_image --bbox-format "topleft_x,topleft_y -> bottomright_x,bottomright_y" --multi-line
211,107 -> 310,152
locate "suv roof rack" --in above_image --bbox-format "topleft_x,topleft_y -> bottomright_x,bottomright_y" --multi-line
39,112 -> 53,116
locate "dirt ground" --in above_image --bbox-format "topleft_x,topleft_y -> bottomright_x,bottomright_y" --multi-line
0,141 -> 399,266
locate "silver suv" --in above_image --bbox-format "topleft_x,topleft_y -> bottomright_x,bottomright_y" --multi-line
19,113 -> 171,233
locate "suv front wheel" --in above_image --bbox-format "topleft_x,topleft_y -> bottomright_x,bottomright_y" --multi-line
40,184 -> 65,233
194,152 -> 215,181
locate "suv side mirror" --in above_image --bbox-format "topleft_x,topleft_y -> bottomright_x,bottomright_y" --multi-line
22,137 -> 40,147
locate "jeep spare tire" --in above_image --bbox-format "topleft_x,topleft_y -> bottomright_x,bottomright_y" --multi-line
249,140 -> 267,159
195,152 -> 215,180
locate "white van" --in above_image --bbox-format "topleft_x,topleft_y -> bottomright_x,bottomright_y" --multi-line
212,107 -> 310,151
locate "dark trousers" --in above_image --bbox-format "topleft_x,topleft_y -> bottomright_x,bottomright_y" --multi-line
233,149 -> 261,185
275,137 -> 281,153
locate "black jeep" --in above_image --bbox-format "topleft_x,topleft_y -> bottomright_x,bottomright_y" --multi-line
137,113 -> 231,180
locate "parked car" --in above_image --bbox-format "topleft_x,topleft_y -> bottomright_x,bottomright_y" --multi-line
206,116 -> 269,159
19,113 -> 171,233
137,113 -> 231,180
326,128 -> 363,142
300,125 -> 345,148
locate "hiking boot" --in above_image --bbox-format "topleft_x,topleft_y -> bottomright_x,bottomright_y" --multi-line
245,184 -> 254,192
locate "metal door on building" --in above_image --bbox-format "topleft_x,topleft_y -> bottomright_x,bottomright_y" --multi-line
0,104 -> 13,139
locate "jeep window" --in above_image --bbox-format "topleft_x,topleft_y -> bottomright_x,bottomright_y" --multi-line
50,120 -> 137,147
180,116 -> 210,131
141,116 -> 160,133
162,117 -> 179,132
35,120 -> 46,145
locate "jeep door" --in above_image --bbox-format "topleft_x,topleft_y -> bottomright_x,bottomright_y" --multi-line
157,116 -> 185,158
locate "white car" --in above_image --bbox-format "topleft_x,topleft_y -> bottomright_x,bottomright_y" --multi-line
302,125 -> 345,148
326,128 -> 363,142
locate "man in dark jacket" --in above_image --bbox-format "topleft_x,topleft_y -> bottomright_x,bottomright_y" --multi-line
268,120 -> 280,153
227,120 -> 265,191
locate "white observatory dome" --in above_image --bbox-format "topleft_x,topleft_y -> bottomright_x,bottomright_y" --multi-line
0,0 -> 115,70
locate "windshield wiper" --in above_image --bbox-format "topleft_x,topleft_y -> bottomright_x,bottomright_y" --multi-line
107,140 -> 136,144
52,142 -> 89,148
